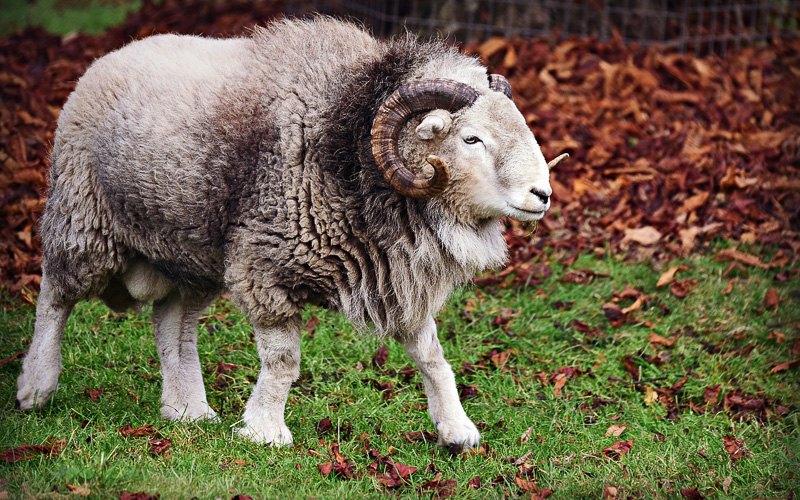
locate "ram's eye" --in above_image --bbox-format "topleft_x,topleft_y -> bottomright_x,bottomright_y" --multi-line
463,135 -> 481,144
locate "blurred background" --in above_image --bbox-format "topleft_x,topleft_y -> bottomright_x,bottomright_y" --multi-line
2,0 -> 798,55
1,0 -> 799,292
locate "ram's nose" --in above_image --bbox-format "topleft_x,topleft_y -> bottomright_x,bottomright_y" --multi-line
530,184 -> 552,205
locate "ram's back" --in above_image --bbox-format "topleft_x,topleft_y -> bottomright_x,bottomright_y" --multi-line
45,34 -> 255,285
44,19 -> 384,291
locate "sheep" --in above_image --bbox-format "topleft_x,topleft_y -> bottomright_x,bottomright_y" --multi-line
16,17 -> 566,452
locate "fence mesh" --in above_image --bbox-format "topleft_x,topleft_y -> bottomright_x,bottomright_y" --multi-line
287,0 -> 799,55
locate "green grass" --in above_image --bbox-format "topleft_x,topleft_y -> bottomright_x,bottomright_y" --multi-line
0,0 -> 140,35
1,247 -> 798,499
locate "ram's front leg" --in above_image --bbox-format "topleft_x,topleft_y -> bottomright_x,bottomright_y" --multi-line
398,316 -> 480,453
237,316 -> 301,446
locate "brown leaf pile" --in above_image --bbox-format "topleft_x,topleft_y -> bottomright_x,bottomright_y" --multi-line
0,0 -> 285,294
1,0 -> 798,294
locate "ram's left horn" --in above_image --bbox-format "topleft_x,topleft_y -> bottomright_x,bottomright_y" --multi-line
547,153 -> 569,170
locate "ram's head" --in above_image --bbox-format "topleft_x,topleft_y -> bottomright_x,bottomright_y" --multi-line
371,75 -> 567,222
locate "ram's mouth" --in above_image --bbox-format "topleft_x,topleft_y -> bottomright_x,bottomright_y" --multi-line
507,205 -> 546,221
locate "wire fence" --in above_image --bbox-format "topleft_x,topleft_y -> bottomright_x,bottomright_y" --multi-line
287,0 -> 800,56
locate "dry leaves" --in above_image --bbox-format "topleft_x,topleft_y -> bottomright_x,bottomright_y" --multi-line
2,3 -> 798,296
656,266 -> 687,287
0,441 -> 64,463
763,288 -> 779,312
65,484 -> 91,497
680,487 -> 704,499
119,493 -> 158,500
602,439 -> 634,460
769,358 -> 800,375
722,435 -> 749,462
118,424 -> 159,438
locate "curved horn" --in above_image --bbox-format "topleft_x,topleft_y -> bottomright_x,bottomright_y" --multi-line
488,74 -> 512,99
371,79 -> 479,198
547,153 -> 569,170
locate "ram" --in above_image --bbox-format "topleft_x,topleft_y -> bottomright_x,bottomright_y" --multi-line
16,17 -> 566,452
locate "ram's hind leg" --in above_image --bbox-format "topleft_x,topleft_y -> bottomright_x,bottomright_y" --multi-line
152,291 -> 217,421
237,316 -> 301,446
16,274 -> 75,410
398,316 -> 480,453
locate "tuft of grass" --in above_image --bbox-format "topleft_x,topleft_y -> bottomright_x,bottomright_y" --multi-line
0,246 -> 798,499
0,0 -> 141,35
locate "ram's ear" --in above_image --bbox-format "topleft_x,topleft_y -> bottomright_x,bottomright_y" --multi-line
415,110 -> 452,140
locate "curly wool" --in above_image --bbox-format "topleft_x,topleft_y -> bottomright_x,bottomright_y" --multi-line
42,18 -> 507,335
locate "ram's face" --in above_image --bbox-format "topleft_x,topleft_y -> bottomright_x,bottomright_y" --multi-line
415,92 -> 552,223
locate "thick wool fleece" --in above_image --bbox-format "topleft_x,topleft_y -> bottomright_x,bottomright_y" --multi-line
43,18 -> 506,335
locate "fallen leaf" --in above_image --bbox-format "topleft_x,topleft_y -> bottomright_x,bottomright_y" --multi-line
763,288 -> 779,312
553,373 -> 568,397
316,417 -> 334,436
677,192 -> 709,214
602,439 -> 633,460
702,385 -> 721,406
305,315 -> 321,334
119,424 -> 158,438
477,37 -> 508,60
714,248 -> 770,269
648,332 -> 675,347
768,358 -> 800,375
84,387 -> 105,402
490,349 -> 512,368
119,493 -> 158,500
644,386 -> 658,406
514,475 -> 537,492
603,485 -> 618,499
680,487 -> 704,499
149,438 -> 172,456
551,300 -> 575,310
403,430 -> 438,443
560,269 -> 609,284
622,355 -> 640,380
520,426 -> 534,444
66,484 -> 91,497
372,346 -> 388,369
768,331 -> 786,344
0,443 -> 63,463
418,474 -> 457,497
670,279 -> 697,298
679,226 -> 700,251
722,475 -> 732,494
318,462 -> 334,475
722,435 -> 748,461
721,278 -> 734,295
623,226 -> 662,246
605,424 -> 626,437
656,266 -> 682,287
621,296 -> 645,315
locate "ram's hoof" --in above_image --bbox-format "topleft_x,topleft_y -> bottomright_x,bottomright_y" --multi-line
236,423 -> 294,447
436,419 -> 481,454
160,403 -> 218,422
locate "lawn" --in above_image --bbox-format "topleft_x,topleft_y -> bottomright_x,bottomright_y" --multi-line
1,245 -> 797,499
